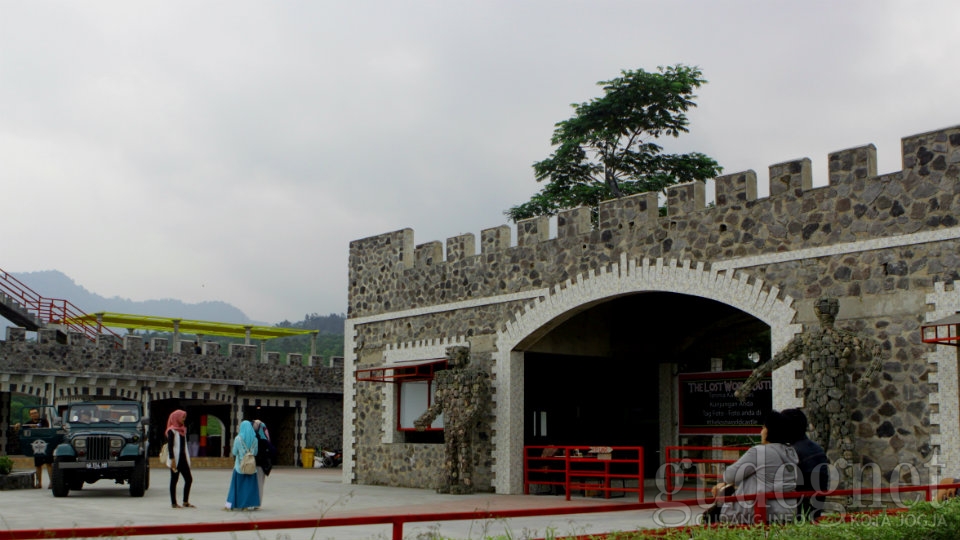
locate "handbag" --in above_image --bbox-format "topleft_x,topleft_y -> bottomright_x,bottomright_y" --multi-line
239,441 -> 257,475
257,437 -> 273,476
701,484 -> 736,524
159,443 -> 169,464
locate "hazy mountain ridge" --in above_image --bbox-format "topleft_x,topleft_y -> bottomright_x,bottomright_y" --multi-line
5,270 -> 261,325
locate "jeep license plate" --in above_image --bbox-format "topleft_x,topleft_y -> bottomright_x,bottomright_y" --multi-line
85,462 -> 108,470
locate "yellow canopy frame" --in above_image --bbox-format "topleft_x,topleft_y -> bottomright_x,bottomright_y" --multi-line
67,312 -> 317,343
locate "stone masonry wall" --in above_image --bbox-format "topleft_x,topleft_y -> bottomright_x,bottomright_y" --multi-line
0,332 -> 344,457
0,334 -> 342,394
347,124 -> 960,490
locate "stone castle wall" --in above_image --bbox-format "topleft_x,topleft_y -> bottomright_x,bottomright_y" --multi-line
346,124 -> 960,492
0,327 -> 344,459
0,327 -> 342,393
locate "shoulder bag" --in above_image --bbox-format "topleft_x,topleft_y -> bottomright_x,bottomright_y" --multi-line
239,441 -> 257,475
159,443 -> 169,465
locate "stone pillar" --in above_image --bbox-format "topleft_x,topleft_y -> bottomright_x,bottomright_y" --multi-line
6,327 -> 26,342
123,335 -> 143,352
172,320 -> 181,351
769,158 -> 812,197
666,181 -> 706,217
446,233 -> 476,263
557,207 -> 591,238
415,241 -> 443,267
714,170 -> 757,208
480,225 -> 511,254
516,216 -> 549,246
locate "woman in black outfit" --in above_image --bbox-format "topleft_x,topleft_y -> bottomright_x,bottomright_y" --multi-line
165,409 -> 195,508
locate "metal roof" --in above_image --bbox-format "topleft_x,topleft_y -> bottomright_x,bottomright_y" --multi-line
67,312 -> 317,341
356,358 -> 447,383
921,313 -> 960,347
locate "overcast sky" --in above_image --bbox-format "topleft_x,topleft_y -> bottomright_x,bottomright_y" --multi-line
3,1 -> 960,325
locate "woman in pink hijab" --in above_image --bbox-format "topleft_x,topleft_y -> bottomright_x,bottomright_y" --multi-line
165,410 -> 194,508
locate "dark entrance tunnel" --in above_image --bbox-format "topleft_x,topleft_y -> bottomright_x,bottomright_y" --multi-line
522,291 -> 770,476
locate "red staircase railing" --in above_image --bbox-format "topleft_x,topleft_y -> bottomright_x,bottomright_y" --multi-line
0,267 -> 120,343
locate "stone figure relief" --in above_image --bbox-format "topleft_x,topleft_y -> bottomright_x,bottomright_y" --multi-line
736,297 -> 884,487
414,346 -> 490,494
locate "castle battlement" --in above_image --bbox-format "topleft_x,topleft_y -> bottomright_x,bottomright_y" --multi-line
348,125 -> 960,318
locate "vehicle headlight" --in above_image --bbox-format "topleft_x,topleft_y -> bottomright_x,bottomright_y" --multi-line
74,439 -> 86,449
110,439 -> 123,448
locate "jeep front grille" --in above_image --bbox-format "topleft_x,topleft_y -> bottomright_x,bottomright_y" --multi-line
84,436 -> 111,460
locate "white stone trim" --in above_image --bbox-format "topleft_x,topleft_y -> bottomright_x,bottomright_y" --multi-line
492,255 -> 802,494
714,226 -> 960,273
342,322 -> 358,484
349,290 -> 550,326
925,282 -> 960,475
384,337 -> 469,363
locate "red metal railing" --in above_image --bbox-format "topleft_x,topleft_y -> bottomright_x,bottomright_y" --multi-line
664,445 -> 750,501
524,445 -> 645,502
1,481 -> 957,539
0,267 -> 120,343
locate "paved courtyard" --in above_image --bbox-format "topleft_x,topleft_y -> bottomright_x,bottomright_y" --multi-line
0,467 -> 688,540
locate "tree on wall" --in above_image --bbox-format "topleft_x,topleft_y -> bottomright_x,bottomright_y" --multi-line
506,64 -> 722,222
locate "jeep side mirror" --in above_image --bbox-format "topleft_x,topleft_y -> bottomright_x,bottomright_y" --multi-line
140,417 -> 150,427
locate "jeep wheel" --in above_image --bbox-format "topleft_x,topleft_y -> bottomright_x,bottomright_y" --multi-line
144,458 -> 150,490
69,477 -> 84,491
129,459 -> 146,497
52,460 -> 69,497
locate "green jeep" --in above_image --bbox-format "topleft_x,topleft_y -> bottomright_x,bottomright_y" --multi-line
52,401 -> 150,497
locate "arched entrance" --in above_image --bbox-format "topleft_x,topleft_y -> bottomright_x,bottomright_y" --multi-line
151,399 -> 233,458
522,292 -> 771,477
493,256 -> 801,494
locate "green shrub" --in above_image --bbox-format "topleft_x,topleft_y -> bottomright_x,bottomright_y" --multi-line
649,498 -> 960,540
0,455 -> 13,475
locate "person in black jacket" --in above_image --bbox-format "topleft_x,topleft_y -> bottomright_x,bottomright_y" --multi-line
252,420 -> 276,503
783,408 -> 830,521
165,410 -> 194,509
14,408 -> 52,488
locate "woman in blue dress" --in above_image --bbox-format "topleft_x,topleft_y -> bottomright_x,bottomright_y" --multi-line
224,420 -> 260,510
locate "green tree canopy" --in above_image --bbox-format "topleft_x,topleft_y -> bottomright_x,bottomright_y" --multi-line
507,64 -> 722,221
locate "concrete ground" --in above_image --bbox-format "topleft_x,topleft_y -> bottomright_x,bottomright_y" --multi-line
0,467 -> 703,540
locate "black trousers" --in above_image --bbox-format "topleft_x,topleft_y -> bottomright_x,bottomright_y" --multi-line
169,462 -> 193,505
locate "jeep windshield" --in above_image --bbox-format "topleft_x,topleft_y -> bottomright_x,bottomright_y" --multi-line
67,404 -> 140,424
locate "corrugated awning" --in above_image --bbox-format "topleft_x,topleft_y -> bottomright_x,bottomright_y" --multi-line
65,312 -> 317,341
356,358 -> 447,383
922,313 -> 960,347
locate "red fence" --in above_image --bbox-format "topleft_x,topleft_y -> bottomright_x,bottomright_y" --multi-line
2,482 -> 958,540
0,267 -> 119,343
664,445 -> 750,501
523,445 -> 645,502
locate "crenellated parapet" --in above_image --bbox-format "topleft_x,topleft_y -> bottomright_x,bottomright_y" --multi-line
0,331 -> 342,395
348,125 -> 960,319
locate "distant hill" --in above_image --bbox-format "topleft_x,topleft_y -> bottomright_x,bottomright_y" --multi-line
2,270 -> 258,326
2,270 -> 347,358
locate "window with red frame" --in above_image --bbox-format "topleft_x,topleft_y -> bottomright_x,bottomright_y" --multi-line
356,359 -> 448,433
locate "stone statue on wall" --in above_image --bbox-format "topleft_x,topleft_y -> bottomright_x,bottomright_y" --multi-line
414,346 -> 489,494
736,297 -> 883,487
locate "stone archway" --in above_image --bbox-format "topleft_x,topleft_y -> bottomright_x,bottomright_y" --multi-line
491,254 -> 802,494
